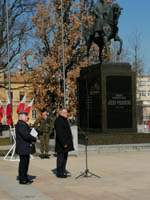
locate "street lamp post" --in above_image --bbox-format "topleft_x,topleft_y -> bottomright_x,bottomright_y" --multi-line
6,0 -> 11,102
6,0 -> 13,144
61,0 -> 66,108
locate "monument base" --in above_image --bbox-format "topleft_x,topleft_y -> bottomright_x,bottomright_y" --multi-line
77,63 -> 137,134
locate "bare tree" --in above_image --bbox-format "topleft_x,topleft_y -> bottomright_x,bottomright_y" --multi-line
110,41 -> 130,63
128,31 -> 144,76
110,30 -> 145,76
0,0 -> 41,73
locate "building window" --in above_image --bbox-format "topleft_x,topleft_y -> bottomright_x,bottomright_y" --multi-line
20,92 -> 25,101
139,81 -> 146,86
148,91 -> 150,96
147,81 -> 150,86
139,90 -> 146,96
32,110 -> 36,119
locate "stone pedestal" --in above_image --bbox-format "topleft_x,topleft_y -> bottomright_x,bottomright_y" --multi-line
77,63 -> 137,133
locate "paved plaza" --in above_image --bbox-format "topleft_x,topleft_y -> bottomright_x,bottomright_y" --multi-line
0,150 -> 150,200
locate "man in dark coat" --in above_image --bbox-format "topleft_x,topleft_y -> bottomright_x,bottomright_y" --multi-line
54,108 -> 74,178
15,110 -> 37,184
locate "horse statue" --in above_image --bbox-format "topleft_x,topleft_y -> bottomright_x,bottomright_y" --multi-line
83,3 -> 123,63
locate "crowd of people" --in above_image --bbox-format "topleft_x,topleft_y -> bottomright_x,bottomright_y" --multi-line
15,108 -> 74,185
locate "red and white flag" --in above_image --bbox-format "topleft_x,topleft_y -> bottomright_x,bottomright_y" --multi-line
17,94 -> 26,113
25,99 -> 34,114
6,96 -> 12,126
0,100 -> 4,122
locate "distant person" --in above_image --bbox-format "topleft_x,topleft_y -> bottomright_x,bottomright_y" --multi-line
54,108 -> 74,178
15,110 -> 37,185
148,120 -> 150,132
34,108 -> 55,159
0,122 -> 3,136
144,121 -> 147,131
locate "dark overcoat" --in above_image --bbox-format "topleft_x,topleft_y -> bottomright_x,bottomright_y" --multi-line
15,120 -> 36,155
54,116 -> 74,153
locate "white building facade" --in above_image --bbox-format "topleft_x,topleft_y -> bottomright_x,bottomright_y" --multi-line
137,76 -> 150,125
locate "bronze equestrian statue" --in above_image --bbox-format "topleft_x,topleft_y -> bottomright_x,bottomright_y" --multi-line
83,0 -> 123,63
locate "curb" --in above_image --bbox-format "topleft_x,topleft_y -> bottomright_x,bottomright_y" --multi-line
1,143 -> 150,157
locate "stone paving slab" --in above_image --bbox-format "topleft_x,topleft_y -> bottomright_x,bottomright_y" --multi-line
0,151 -> 150,200
0,170 -> 52,200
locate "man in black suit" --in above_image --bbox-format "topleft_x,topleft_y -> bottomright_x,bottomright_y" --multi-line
15,110 -> 37,184
54,108 -> 74,178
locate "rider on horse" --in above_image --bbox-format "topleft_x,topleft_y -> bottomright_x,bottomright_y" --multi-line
93,0 -> 110,38
83,1 -> 123,63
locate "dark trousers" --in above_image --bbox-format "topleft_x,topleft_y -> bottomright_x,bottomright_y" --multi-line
57,152 -> 68,175
19,155 -> 30,181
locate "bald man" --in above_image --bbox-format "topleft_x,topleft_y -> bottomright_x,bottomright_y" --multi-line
54,108 -> 74,178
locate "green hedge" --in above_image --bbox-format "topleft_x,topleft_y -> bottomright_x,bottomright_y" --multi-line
0,138 -> 10,145
0,150 -> 9,156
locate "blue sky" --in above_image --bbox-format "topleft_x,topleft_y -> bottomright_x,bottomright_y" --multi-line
116,0 -> 150,72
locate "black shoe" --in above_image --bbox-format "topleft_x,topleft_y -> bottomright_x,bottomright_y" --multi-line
17,175 -> 36,181
19,180 -> 33,185
27,175 -> 36,181
40,154 -> 45,159
65,170 -> 71,176
64,172 -> 71,177
57,174 -> 67,178
44,154 -> 50,159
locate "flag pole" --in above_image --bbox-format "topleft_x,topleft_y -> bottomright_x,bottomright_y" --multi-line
61,0 -> 66,108
6,0 -> 13,144
6,0 -> 11,105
